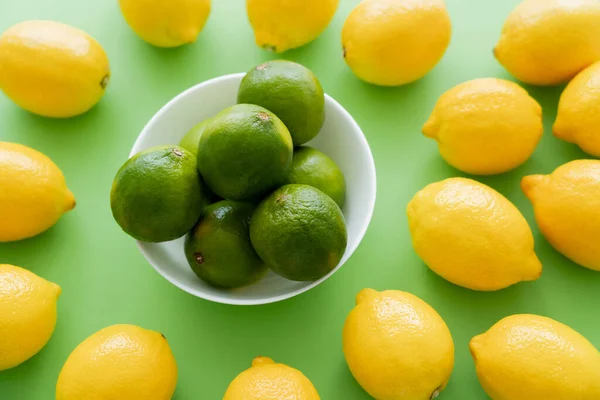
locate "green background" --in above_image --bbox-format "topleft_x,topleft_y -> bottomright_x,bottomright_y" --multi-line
1,0 -> 600,398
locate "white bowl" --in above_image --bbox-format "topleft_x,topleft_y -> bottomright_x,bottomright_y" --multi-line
130,73 -> 376,305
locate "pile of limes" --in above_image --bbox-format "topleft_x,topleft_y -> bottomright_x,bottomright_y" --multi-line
111,60 -> 348,288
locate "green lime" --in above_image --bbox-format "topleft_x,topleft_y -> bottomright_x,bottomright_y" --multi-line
197,104 -> 293,201
250,184 -> 347,281
110,145 -> 206,242
288,146 -> 346,208
185,201 -> 267,289
237,60 -> 325,146
179,119 -> 221,204
179,119 -> 210,159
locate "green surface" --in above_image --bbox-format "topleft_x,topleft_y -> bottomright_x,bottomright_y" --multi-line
0,0 -> 599,398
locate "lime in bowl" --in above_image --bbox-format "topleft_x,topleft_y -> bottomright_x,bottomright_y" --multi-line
130,73 -> 376,305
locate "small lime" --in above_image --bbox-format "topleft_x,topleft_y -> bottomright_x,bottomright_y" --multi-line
250,184 -> 347,281
110,145 -> 206,242
179,119 -> 221,204
197,104 -> 293,201
237,60 -> 325,146
185,201 -> 266,288
288,146 -> 346,208
179,119 -> 210,159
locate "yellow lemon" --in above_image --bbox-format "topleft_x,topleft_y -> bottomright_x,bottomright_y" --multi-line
0,142 -> 75,242
0,264 -> 61,371
56,324 -> 178,400
495,0 -> 600,86
522,160 -> 600,271
223,356 -> 320,399
246,0 -> 338,53
407,178 -> 542,291
0,21 -> 110,118
343,289 -> 454,400
470,314 -> 600,400
342,0 -> 451,86
119,0 -> 211,48
554,61 -> 600,156
423,78 -> 543,175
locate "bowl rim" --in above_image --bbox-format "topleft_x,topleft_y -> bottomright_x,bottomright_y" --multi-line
130,72 -> 377,306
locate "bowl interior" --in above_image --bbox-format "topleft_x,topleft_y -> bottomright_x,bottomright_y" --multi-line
131,73 -> 376,305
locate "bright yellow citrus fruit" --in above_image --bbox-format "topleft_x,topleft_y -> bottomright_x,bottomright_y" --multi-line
56,324 -> 178,400
0,20 -> 110,117
522,160 -> 600,271
407,177 -> 542,291
119,0 -> 211,47
495,0 -> 600,86
343,289 -> 454,400
342,0 -> 451,86
0,264 -> 61,371
423,78 -> 543,175
470,314 -> 600,400
554,61 -> 600,156
0,142 -> 75,242
246,0 -> 339,53
223,356 -> 320,399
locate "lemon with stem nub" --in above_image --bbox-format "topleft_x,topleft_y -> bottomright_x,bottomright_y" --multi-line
343,289 -> 455,400
119,0 -> 211,47
342,0 -> 451,86
0,264 -> 61,371
471,314 -> 600,399
224,356 -> 320,399
246,0 -> 338,53
56,324 -> 178,400
0,20 -> 110,117
0,142 -> 75,242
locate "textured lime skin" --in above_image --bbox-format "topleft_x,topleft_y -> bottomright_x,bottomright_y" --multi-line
184,201 -> 267,289
288,146 -> 346,208
179,119 -> 209,159
197,104 -> 293,201
110,145 -> 206,242
250,184 -> 347,281
237,60 -> 325,146
179,119 -> 220,204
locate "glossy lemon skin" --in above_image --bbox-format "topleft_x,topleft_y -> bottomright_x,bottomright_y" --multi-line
554,61 -> 600,156
470,314 -> 600,400
247,0 -> 339,53
342,0 -> 451,86
0,20 -> 110,118
119,0 -> 211,47
56,324 -> 178,400
0,142 -> 75,242
343,289 -> 454,400
223,356 -> 320,399
522,160 -> 600,271
495,0 -> 600,86
407,178 -> 542,291
423,78 -> 543,175
0,264 -> 61,371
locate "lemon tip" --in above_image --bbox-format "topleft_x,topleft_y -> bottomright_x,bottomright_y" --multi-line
64,190 -> 76,212
252,356 -> 275,367
521,175 -> 546,200
468,336 -> 482,361
422,119 -> 438,139
356,288 -> 378,305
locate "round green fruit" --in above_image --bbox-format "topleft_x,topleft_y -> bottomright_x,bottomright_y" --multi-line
111,145 -> 206,242
238,60 -> 325,146
179,119 -> 210,159
288,146 -> 346,208
250,184 -> 347,281
197,104 -> 293,201
185,201 -> 267,289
